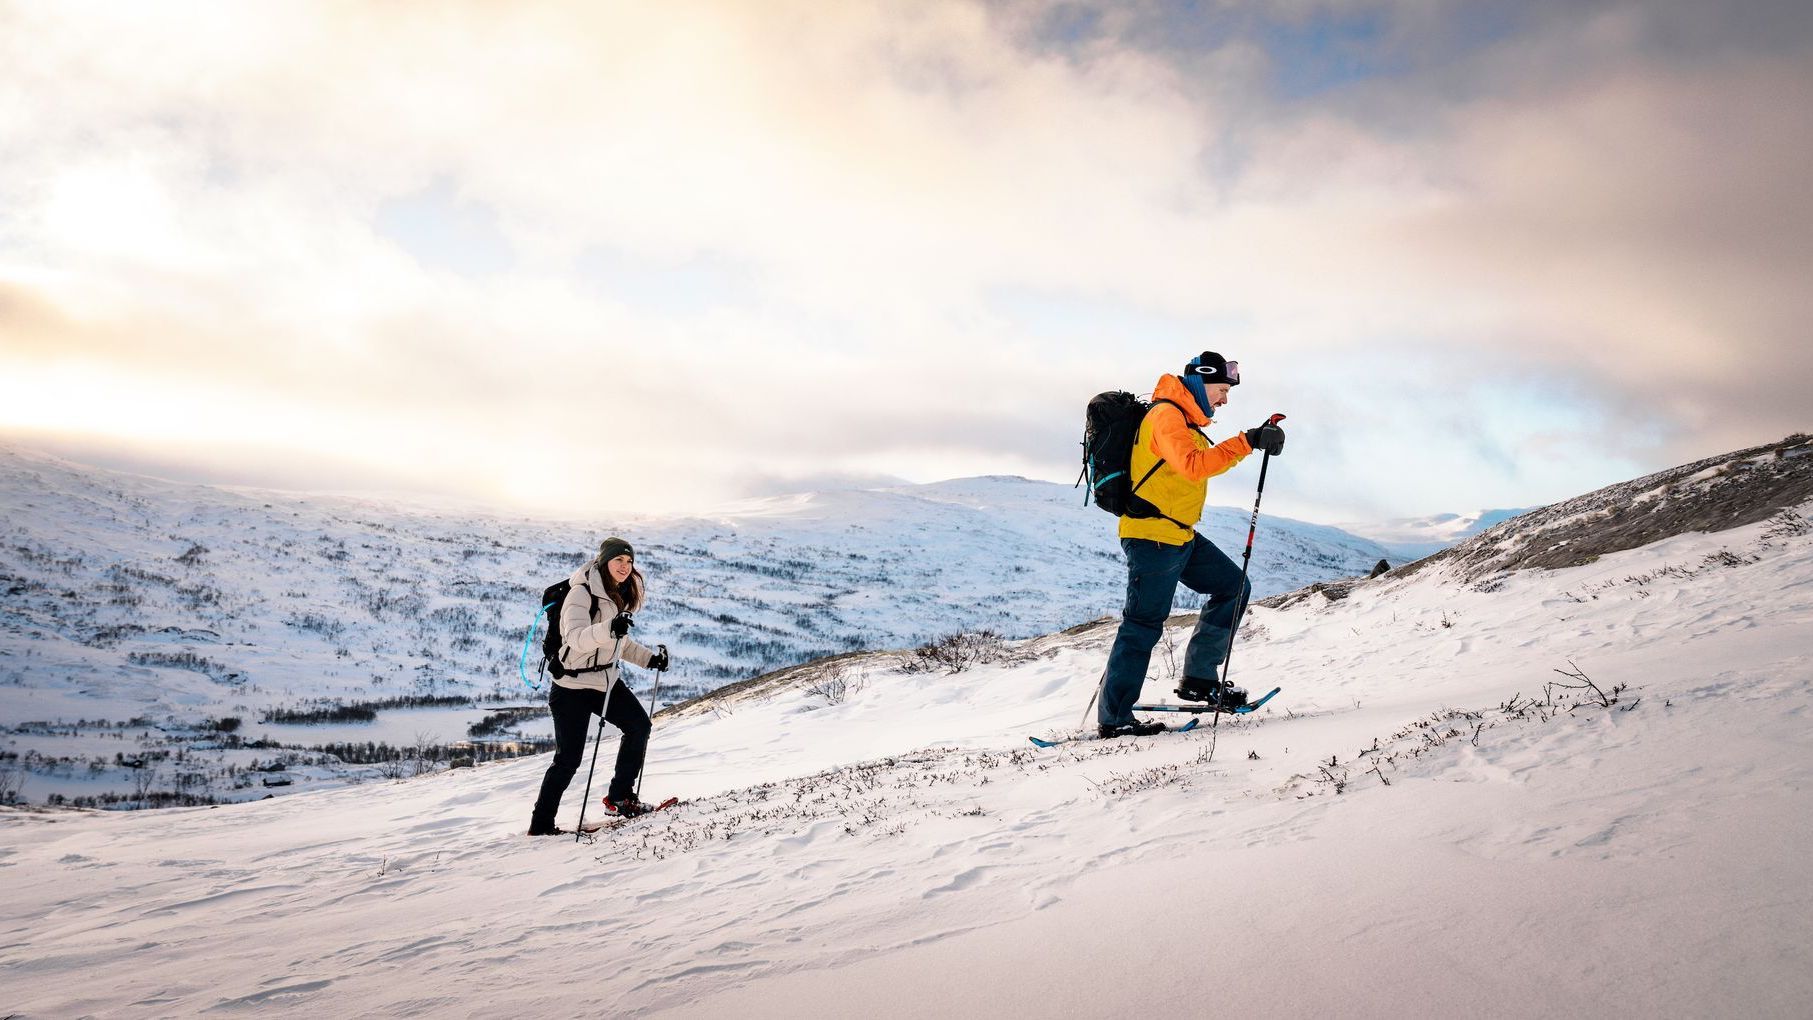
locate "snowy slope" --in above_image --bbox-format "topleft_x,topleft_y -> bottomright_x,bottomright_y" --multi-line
3,442 -> 1810,1016
1406,433 -> 1813,580
0,442 -> 1388,804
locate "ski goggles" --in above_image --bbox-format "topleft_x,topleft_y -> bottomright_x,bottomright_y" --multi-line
1186,359 -> 1239,385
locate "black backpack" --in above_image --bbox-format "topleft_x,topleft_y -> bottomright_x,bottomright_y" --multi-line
536,579 -> 601,681
1079,392 -> 1190,518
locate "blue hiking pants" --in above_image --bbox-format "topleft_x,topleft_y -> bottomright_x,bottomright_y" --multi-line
1099,533 -> 1251,727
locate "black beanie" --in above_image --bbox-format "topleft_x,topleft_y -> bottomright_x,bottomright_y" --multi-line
1185,351 -> 1239,386
597,537 -> 634,565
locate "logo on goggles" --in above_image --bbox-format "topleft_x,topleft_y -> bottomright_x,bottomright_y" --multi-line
1188,360 -> 1240,384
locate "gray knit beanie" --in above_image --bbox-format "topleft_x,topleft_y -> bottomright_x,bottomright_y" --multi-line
597,536 -> 634,565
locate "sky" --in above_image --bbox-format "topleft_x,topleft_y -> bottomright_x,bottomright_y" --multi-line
2,0 -> 1810,525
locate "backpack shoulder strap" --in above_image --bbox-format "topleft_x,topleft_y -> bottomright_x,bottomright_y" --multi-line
1130,398 -> 1199,497
556,578 -> 617,676
1148,398 -> 1205,436
1129,399 -> 1205,534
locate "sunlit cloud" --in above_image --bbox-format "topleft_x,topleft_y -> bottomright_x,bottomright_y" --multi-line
1,0 -> 1808,521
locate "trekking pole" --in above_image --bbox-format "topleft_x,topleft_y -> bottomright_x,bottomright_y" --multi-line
1079,663 -> 1108,729
572,633 -> 623,843
1208,413 -> 1285,755
633,643 -> 668,802
1220,413 -> 1285,681
572,714 -> 606,843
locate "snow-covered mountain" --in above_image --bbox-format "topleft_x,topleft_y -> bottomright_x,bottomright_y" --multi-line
4,436 -> 1809,1016
1336,506 -> 1533,561
0,442 -> 1389,804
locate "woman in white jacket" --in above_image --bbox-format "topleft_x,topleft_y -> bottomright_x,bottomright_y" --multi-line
528,536 -> 671,834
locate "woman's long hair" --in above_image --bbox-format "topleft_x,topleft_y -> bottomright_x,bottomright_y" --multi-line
598,561 -> 644,614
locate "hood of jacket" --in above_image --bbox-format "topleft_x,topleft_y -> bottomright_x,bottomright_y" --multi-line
1151,373 -> 1211,427
572,562 -> 642,615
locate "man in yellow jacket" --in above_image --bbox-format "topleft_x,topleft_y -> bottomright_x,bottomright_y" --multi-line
1099,351 -> 1285,738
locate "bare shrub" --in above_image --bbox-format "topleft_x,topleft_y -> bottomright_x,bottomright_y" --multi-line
899,630 -> 1026,675
411,730 -> 437,777
131,763 -> 160,807
1546,660 -> 1626,710
127,651 -> 241,686
1764,510 -> 1813,540
1156,626 -> 1182,686
805,660 -> 863,705
1088,762 -> 1189,798
286,613 -> 348,641
0,764 -> 24,805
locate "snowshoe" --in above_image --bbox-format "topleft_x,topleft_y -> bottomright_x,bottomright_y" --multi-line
1177,677 -> 1247,709
603,795 -> 677,818
1098,719 -> 1167,739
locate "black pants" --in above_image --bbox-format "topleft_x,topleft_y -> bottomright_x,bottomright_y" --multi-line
529,678 -> 651,831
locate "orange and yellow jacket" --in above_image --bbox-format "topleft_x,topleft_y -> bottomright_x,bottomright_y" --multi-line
1119,374 -> 1254,545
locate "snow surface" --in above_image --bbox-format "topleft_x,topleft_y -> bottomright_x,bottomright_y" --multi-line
3,489 -> 1810,1016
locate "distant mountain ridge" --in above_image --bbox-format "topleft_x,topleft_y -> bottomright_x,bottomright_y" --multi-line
0,443 -> 1391,729
1337,507 -> 1534,562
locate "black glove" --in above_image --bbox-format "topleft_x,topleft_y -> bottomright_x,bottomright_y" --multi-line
610,612 -> 633,639
1244,423 -> 1285,456
649,648 -> 670,672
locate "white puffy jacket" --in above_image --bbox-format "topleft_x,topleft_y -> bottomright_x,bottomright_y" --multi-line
554,562 -> 655,692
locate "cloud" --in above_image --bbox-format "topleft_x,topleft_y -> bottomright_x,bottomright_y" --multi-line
1,0 -> 1808,520
0,280 -> 66,339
